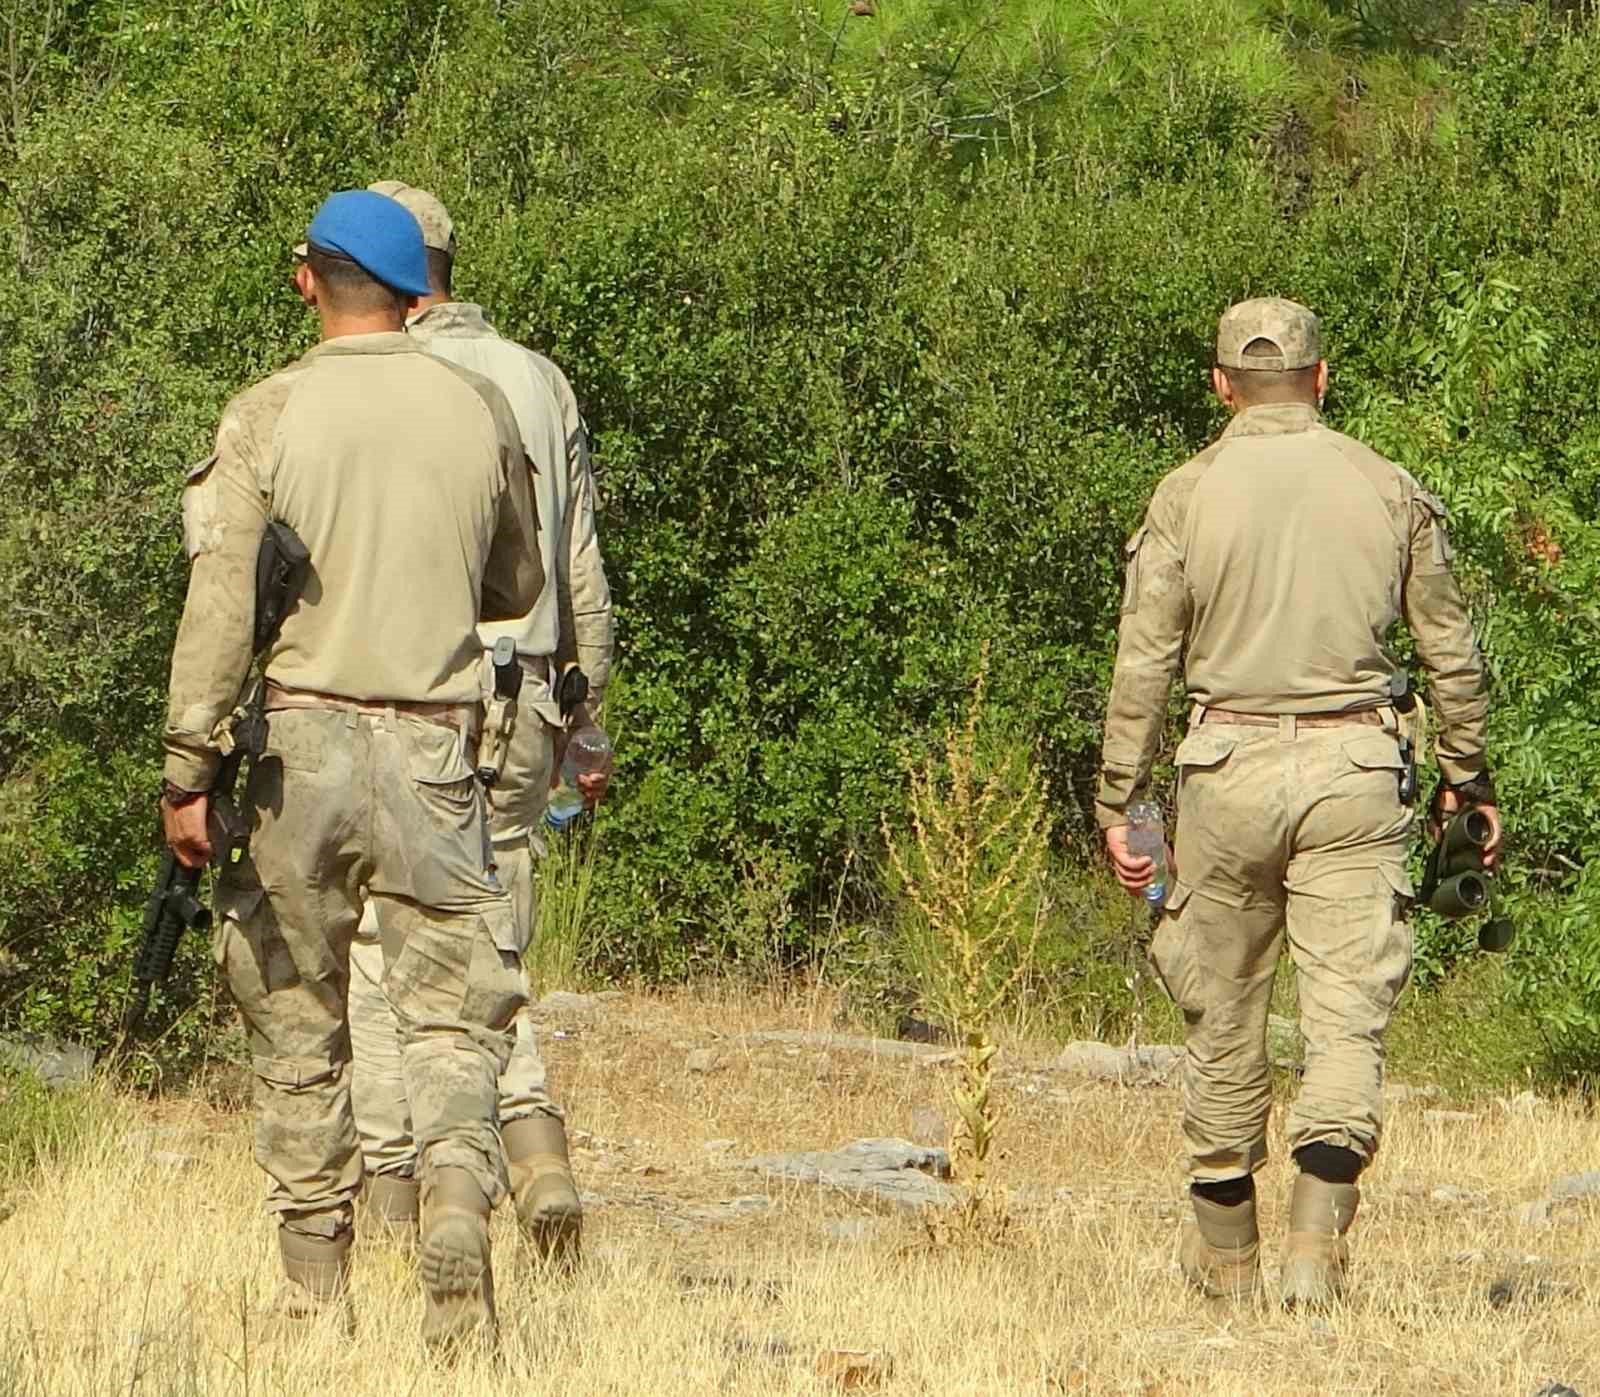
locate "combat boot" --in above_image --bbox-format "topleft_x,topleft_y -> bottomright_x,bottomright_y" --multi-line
268,1226 -> 354,1339
364,1171 -> 420,1248
1178,1192 -> 1261,1300
419,1167 -> 497,1355
503,1113 -> 582,1270
1280,1172 -> 1359,1310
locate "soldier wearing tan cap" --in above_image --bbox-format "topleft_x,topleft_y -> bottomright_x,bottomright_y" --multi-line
1097,297 -> 1498,1307
346,180 -> 614,1271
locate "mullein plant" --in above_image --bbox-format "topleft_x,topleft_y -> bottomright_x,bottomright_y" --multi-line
884,650 -> 1049,1234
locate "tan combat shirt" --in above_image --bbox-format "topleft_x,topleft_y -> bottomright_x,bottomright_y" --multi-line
1096,402 -> 1489,828
408,302 -> 615,719
164,332 -> 541,790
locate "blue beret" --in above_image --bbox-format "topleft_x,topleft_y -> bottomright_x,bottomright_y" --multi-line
304,190 -> 431,298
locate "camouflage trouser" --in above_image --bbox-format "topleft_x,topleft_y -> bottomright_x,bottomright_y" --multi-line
215,704 -> 524,1237
1150,716 -> 1414,1184
348,652 -> 561,1179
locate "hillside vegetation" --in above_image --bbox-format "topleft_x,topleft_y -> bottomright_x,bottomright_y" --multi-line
1,1 -> 1598,1074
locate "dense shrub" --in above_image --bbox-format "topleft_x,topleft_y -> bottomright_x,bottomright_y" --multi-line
1,1 -> 1598,1074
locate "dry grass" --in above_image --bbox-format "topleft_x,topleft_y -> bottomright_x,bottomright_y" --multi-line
2,985 -> 1597,1395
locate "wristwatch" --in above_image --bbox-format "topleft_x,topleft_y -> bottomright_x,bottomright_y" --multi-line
1438,772 -> 1496,807
160,779 -> 207,808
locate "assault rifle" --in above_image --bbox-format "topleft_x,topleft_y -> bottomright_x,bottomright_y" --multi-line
124,522 -> 311,1034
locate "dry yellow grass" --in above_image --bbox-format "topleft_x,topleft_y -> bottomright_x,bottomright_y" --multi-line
2,986 -> 1597,1395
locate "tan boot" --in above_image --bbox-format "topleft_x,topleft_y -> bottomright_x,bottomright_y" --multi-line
419,1168 -> 497,1355
503,1114 -> 582,1271
365,1172 -> 420,1248
1280,1173 -> 1359,1310
269,1227 -> 354,1339
1178,1193 -> 1261,1300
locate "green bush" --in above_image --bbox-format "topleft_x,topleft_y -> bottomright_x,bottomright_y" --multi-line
0,0 -> 1598,1077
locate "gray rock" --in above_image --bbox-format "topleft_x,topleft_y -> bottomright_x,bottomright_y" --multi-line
740,1029 -> 957,1062
742,1137 -> 954,1209
681,1196 -> 772,1224
1422,1109 -> 1478,1125
0,1036 -> 95,1089
820,1218 -> 883,1244
1053,1040 -> 1182,1085
704,1138 -> 738,1154
1431,1184 -> 1478,1205
685,1048 -> 723,1075
1502,1090 -> 1544,1117
528,991 -> 606,1022
1385,1082 -> 1442,1105
1516,1199 -> 1552,1229
150,1151 -> 200,1173
1550,1171 -> 1600,1201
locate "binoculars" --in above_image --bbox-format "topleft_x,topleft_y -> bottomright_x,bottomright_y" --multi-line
1419,808 -> 1514,952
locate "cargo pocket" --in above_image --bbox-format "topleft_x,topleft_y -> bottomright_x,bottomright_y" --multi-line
1148,883 -> 1204,1025
210,884 -> 308,1038
267,716 -> 326,775
1173,728 -> 1239,782
408,722 -> 479,812
461,912 -> 527,1035
1369,863 -> 1414,1009
211,883 -> 264,969
1343,733 -> 1405,776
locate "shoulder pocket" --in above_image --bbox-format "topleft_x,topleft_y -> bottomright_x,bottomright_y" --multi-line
180,452 -> 221,559
1174,729 -> 1239,770
1121,525 -> 1149,615
1414,487 -> 1454,568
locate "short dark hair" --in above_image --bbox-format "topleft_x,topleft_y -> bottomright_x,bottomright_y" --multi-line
425,247 -> 454,296
305,245 -> 409,316
1221,337 -> 1320,405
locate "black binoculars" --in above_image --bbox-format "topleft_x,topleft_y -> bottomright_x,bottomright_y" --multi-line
1419,808 -> 1513,952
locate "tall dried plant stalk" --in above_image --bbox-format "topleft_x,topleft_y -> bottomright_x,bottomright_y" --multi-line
883,649 -> 1049,1232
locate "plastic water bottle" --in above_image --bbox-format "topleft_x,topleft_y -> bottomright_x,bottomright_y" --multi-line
1125,800 -> 1168,907
545,726 -> 613,832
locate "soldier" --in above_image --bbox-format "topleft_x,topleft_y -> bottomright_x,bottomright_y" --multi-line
160,190 -> 541,1349
345,181 -> 614,1267
1097,298 -> 1499,1308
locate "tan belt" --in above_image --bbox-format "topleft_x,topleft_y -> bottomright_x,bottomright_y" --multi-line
1200,707 -> 1384,730
264,682 -> 479,736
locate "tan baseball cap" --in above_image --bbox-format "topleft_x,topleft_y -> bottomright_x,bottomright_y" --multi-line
1216,296 -> 1321,371
367,180 -> 455,254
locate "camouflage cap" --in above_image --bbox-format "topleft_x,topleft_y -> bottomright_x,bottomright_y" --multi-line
367,180 -> 455,254
1215,297 -> 1321,371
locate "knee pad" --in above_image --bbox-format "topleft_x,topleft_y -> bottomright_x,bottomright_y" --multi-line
1192,1174 -> 1255,1208
1294,1141 -> 1362,1185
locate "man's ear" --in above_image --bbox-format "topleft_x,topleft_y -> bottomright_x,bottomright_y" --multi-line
1211,365 -> 1235,410
293,262 -> 318,308
1314,359 -> 1329,402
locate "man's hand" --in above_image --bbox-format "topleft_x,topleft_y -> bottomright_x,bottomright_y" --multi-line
1432,786 -> 1503,872
576,770 -> 609,810
162,793 -> 212,869
550,703 -> 612,810
1106,825 -> 1153,895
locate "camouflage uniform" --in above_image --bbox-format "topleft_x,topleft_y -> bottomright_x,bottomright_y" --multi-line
1098,298 -> 1490,1301
346,186 -> 613,1216
164,331 -> 542,1248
